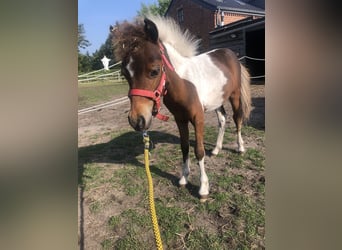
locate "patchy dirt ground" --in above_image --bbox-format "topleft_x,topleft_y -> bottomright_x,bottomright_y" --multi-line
78,84 -> 264,147
78,84 -> 265,249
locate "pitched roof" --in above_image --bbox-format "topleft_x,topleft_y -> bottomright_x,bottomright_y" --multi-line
194,0 -> 265,15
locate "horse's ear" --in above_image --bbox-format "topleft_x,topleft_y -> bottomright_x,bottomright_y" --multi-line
144,18 -> 159,43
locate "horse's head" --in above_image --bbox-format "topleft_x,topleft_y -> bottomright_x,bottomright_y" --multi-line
112,18 -> 164,131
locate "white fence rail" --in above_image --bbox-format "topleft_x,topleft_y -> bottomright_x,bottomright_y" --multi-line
78,61 -> 124,83
78,96 -> 129,115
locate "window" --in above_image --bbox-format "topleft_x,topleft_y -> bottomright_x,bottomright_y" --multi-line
177,8 -> 184,23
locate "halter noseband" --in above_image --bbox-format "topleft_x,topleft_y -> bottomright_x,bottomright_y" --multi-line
128,42 -> 174,121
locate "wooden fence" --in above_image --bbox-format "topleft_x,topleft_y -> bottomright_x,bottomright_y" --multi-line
78,61 -> 125,83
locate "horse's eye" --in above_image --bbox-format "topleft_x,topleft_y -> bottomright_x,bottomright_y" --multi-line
150,68 -> 160,78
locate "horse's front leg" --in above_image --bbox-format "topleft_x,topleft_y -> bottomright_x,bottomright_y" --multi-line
192,115 -> 209,202
176,120 -> 190,187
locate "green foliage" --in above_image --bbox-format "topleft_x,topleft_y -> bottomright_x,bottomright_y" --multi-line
78,24 -> 91,52
78,23 -> 116,73
138,0 -> 171,17
91,35 -> 115,70
78,24 -> 93,73
78,52 -> 92,73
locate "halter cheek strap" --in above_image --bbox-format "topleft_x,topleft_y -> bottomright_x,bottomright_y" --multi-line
128,42 -> 174,121
128,72 -> 168,121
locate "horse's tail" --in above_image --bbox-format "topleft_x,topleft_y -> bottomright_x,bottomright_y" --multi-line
240,64 -> 252,121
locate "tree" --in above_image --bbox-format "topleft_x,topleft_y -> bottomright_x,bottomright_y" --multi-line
78,24 -> 92,73
91,34 -> 115,70
138,0 -> 171,17
78,52 -> 92,73
78,24 -> 91,53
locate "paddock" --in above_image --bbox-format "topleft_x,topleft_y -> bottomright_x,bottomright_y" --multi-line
78,80 -> 265,249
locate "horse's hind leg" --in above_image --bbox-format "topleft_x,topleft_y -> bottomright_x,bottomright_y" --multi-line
230,92 -> 245,153
212,106 -> 227,155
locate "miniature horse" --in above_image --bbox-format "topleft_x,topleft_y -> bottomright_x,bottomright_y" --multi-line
111,16 -> 251,201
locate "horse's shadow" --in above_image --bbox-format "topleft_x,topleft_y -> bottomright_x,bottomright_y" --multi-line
248,96 -> 265,130
78,130 -> 204,197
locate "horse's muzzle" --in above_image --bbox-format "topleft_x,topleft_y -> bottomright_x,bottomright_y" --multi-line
128,115 -> 148,131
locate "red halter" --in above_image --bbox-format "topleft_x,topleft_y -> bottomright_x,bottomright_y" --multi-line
128,42 -> 174,121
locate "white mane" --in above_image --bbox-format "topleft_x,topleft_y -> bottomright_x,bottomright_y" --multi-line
147,15 -> 200,57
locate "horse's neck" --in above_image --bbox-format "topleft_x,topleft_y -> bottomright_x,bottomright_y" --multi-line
163,43 -> 199,108
164,43 -> 188,70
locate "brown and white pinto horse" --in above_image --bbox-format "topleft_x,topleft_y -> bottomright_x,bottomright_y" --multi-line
111,16 -> 251,201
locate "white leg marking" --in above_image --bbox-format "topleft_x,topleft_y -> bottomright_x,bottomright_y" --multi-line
179,158 -> 190,186
126,56 -> 134,78
212,109 -> 226,155
198,158 -> 209,196
237,129 -> 245,152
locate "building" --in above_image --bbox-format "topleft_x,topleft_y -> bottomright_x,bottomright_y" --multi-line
209,16 -> 265,79
165,0 -> 265,52
165,0 -> 265,80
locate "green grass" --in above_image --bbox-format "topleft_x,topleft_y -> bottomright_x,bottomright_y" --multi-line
80,163 -> 103,190
89,201 -> 102,214
110,165 -> 146,196
155,200 -> 190,246
101,239 -> 113,250
186,227 -> 224,249
78,81 -> 128,109
79,126 -> 265,249
108,215 -> 121,230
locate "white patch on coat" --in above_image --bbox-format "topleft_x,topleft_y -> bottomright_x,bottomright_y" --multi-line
126,56 -> 134,78
165,45 -> 227,112
179,158 -> 190,186
212,109 -> 226,155
198,158 -> 209,196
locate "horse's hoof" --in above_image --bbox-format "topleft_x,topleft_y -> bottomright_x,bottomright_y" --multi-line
211,148 -> 219,156
237,147 -> 245,154
199,195 -> 209,203
179,184 -> 186,188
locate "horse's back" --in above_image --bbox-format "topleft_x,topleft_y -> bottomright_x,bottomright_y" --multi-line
177,48 -> 240,112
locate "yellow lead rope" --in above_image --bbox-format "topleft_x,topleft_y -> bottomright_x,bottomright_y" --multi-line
143,133 -> 163,250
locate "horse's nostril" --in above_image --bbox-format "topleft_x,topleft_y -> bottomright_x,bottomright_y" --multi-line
137,116 -> 146,131
128,115 -> 146,131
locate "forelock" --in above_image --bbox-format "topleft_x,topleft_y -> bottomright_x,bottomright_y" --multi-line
112,19 -> 146,62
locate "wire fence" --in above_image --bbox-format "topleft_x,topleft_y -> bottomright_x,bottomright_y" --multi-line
238,56 -> 265,79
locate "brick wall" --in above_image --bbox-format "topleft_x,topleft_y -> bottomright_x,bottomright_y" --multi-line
221,12 -> 249,25
166,0 -> 259,52
166,0 -> 215,52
